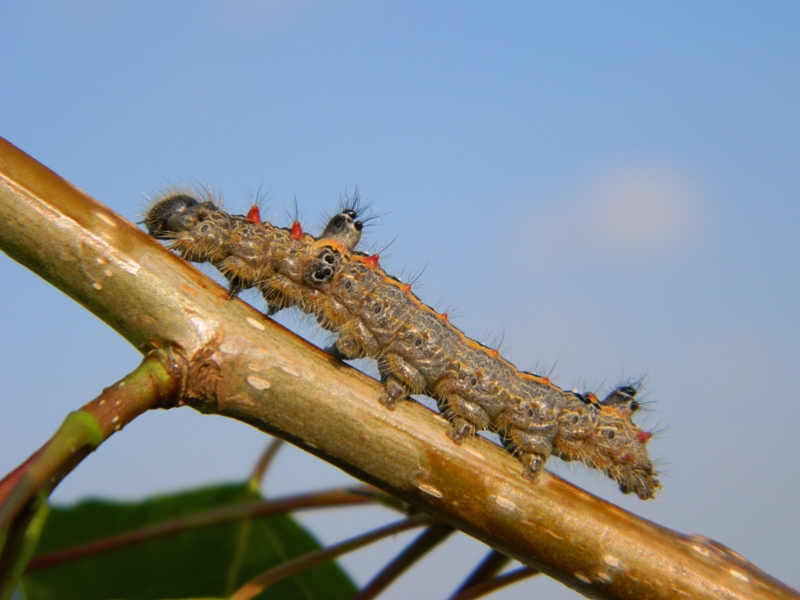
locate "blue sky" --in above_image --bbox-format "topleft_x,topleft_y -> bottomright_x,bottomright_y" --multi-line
1,2 -> 798,598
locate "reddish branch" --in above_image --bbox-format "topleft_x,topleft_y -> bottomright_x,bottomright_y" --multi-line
26,487 -> 375,571
0,348 -> 184,532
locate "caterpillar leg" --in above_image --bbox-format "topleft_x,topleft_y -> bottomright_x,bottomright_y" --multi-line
438,395 -> 491,444
616,468 -> 661,501
502,429 -> 553,480
378,354 -> 426,410
380,375 -> 409,410
326,332 -> 367,360
520,451 -> 547,480
342,320 -> 380,357
260,276 -> 303,315
225,275 -> 247,300
218,256 -> 257,299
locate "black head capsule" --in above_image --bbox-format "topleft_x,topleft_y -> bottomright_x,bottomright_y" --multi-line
318,209 -> 364,250
145,193 -> 206,239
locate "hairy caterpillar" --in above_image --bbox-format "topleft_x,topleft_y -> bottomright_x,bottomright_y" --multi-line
145,190 -> 660,500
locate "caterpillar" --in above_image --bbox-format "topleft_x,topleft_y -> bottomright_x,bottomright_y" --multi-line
145,189 -> 660,500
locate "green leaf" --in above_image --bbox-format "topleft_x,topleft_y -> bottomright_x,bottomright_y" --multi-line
22,484 -> 356,600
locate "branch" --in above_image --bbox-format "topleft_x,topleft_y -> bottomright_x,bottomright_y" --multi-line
231,515 -> 436,600
0,136 -> 796,600
0,348 -> 184,530
25,486 -> 375,571
450,567 -> 539,600
353,523 -> 455,600
0,492 -> 49,600
452,550 -> 516,597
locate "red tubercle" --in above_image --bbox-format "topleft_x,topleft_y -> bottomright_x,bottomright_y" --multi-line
540,376 -> 551,385
401,283 -> 412,294
246,205 -> 261,224
637,430 -> 653,443
437,312 -> 449,322
489,348 -> 500,358
365,254 -> 380,269
291,221 -> 303,240
585,392 -> 600,405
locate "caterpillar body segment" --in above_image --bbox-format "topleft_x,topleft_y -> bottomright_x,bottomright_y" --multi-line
145,191 -> 365,314
145,191 -> 661,499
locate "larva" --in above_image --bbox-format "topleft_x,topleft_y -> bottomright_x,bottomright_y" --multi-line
145,190 -> 660,500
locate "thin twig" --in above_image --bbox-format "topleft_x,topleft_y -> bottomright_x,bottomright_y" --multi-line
450,550 -> 515,598
26,486 -> 376,572
230,514 -> 436,600
0,492 -> 50,600
248,438 -> 284,493
353,523 -> 455,600
0,348 -> 184,532
450,566 -> 539,600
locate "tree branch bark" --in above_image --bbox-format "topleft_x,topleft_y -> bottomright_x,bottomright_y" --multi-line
0,136 -> 796,600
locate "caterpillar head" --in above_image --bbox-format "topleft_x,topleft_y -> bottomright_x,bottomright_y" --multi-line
592,406 -> 660,500
145,193 -> 209,239
145,191 -> 236,263
555,388 -> 660,500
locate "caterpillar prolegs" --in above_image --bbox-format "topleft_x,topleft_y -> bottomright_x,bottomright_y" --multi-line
145,190 -> 660,500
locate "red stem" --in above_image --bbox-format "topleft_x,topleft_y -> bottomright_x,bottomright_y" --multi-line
26,486 -> 375,571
